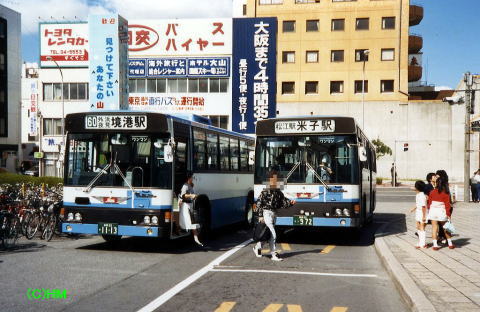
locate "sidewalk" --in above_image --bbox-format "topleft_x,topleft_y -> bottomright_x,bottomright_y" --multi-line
376,201 -> 480,312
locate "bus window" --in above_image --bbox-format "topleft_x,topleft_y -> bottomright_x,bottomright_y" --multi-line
230,138 -> 239,171
207,132 -> 218,170
152,137 -> 173,189
193,129 -> 206,170
248,140 -> 255,172
240,140 -> 248,171
219,136 -> 230,171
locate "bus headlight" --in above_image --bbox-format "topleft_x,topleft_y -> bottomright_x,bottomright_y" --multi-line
335,208 -> 342,216
343,208 -> 350,217
151,216 -> 158,225
67,213 -> 74,221
74,213 -> 82,222
144,216 -> 151,224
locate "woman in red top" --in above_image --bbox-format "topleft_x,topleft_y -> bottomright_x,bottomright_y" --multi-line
427,177 -> 455,250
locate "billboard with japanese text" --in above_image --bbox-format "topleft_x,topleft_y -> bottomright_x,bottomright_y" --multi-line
88,14 -> 129,111
40,23 -> 89,68
232,18 -> 277,134
128,57 -> 229,78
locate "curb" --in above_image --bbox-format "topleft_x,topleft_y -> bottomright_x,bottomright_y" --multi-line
374,222 -> 437,312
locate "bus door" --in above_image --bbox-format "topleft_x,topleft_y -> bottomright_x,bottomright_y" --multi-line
171,122 -> 190,238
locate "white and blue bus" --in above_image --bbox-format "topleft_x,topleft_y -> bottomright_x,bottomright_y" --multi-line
62,111 -> 255,241
254,116 -> 376,229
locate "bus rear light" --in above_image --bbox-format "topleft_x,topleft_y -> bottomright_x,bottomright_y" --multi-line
164,211 -> 171,223
354,204 -> 361,214
60,208 -> 65,218
67,213 -> 74,221
151,216 -> 158,225
144,216 -> 151,224
343,208 -> 350,217
132,220 -> 137,225
334,208 -> 342,216
74,213 -> 82,222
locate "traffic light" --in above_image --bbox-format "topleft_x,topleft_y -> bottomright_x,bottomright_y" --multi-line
403,143 -> 408,152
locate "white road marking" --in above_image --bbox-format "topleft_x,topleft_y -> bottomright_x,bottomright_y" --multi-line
210,268 -> 377,278
137,239 -> 253,312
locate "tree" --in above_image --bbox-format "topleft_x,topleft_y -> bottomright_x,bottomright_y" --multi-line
372,138 -> 392,160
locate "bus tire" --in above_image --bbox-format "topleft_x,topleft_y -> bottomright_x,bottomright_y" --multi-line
102,235 -> 122,242
195,196 -> 211,240
244,191 -> 255,229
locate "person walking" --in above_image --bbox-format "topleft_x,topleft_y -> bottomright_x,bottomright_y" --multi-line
179,172 -> 203,247
390,163 -> 397,187
253,171 -> 295,261
435,170 -> 452,244
410,181 -> 428,248
470,171 -> 479,202
473,170 -> 480,203
427,177 -> 455,250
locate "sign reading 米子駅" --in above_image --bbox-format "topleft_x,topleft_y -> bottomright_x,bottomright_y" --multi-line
89,14 -> 129,111
274,120 -> 336,134
85,115 -> 147,130
40,23 -> 89,68
232,18 -> 277,134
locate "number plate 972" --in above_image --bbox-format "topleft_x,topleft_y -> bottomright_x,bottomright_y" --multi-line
293,215 -> 313,226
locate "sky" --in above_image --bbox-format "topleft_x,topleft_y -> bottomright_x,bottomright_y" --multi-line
2,0 -> 479,90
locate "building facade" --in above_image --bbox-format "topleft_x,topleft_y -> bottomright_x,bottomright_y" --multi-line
0,4 -> 21,172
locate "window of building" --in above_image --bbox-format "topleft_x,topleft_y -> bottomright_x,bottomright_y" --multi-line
157,79 -> 166,93
167,79 -> 178,93
230,138 -> 239,170
296,0 -> 320,3
128,79 -> 136,93
260,0 -> 283,4
333,0 -> 357,2
207,115 -> 229,129
43,118 -> 62,135
330,81 -> 344,94
306,51 -> 319,63
193,129 -> 206,170
331,19 -> 345,31
129,78 -> 228,94
331,50 -> 344,62
137,79 -> 146,93
199,79 -> 209,92
220,78 -> 229,92
147,79 -> 156,93
381,80 -> 394,93
282,51 -> 295,63
356,18 -> 369,30
354,80 -> 368,93
188,78 -> 199,93
381,48 -> 395,61
305,81 -> 318,94
178,79 -> 187,92
355,49 -> 369,62
283,20 -> 296,32
243,4 -> 247,15
282,82 -> 295,94
306,20 -> 319,32
207,132 -> 218,170
382,17 -> 395,29
43,83 -> 88,101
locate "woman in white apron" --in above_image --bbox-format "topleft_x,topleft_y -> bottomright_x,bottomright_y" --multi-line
179,172 -> 203,246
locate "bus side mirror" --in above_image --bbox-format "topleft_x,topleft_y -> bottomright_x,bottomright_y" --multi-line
248,151 -> 255,166
164,145 -> 173,163
358,146 -> 367,162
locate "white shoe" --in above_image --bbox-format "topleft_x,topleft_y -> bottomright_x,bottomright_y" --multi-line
271,252 -> 283,261
253,244 -> 262,258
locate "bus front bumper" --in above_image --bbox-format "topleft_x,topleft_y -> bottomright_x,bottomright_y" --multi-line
62,223 -> 163,237
275,217 -> 360,227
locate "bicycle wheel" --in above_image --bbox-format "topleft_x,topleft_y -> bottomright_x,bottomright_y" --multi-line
44,215 -> 56,242
3,216 -> 20,249
25,213 -> 40,239
21,211 -> 32,237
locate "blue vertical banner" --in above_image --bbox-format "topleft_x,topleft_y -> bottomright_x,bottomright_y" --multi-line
232,18 -> 277,134
89,14 -> 129,111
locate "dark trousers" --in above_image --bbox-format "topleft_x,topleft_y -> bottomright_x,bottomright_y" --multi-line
471,184 -> 478,202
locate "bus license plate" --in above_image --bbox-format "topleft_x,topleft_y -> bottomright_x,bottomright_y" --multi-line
293,215 -> 313,226
98,223 -> 118,235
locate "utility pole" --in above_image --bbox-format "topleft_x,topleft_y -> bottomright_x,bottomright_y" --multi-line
464,72 -> 473,202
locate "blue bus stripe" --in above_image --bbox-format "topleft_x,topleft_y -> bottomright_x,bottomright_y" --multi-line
64,203 -> 172,210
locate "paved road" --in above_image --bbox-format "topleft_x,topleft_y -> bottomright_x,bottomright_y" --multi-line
377,187 -> 416,203
1,194 -> 409,312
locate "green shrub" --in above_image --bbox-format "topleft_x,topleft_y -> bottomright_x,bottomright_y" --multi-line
376,177 -> 383,185
0,172 -> 62,186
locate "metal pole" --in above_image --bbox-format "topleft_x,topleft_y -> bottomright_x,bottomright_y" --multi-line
362,61 -> 365,130
464,72 -> 472,202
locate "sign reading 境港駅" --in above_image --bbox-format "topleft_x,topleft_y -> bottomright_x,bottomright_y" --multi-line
232,18 -> 277,134
274,120 -> 336,134
88,14 -> 129,111
40,23 -> 89,68
85,115 -> 147,130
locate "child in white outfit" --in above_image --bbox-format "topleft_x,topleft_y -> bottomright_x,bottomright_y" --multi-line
410,180 -> 428,248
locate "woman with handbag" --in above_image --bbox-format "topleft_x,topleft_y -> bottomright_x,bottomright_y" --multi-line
179,172 -> 203,247
427,177 -> 455,250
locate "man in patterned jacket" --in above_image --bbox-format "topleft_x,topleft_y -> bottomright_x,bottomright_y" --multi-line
253,171 -> 295,261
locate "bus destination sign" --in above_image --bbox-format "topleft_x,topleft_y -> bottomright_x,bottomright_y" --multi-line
274,120 -> 335,134
85,115 -> 148,130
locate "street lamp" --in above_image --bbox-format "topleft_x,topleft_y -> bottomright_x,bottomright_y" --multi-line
362,50 -> 370,130
46,56 -> 65,177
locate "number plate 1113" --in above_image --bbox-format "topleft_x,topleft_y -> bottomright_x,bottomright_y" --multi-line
98,223 -> 118,235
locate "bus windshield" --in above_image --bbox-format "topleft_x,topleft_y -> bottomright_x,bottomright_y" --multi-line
65,133 -> 172,189
255,135 -> 359,185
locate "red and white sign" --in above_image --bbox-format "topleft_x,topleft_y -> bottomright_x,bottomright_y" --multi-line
128,19 -> 232,57
40,23 -> 89,67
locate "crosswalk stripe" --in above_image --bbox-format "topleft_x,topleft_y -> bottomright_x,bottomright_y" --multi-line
287,304 -> 303,312
321,245 -> 336,254
281,243 -> 292,251
262,303 -> 284,312
330,307 -> 348,312
214,301 -> 236,312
